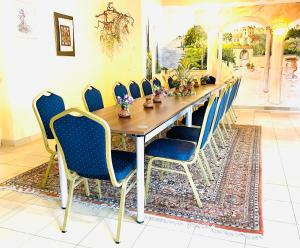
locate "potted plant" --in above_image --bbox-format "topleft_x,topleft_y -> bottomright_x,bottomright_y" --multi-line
200,75 -> 210,85
153,84 -> 168,103
246,62 -> 255,72
117,94 -> 134,118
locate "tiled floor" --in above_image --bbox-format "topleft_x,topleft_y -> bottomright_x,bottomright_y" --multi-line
0,109 -> 300,248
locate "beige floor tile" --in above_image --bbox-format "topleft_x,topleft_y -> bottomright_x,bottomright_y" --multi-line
189,235 -> 245,248
246,220 -> 300,248
2,191 -> 39,204
79,218 -> 145,248
0,199 -> 24,222
289,186 -> 300,204
0,164 -> 31,180
37,212 -> 100,244
132,225 -> 191,248
292,203 -> 300,225
20,236 -> 75,248
0,204 -> 62,234
263,199 -> 295,224
193,225 -> 246,243
263,184 -> 290,202
0,228 -> 31,248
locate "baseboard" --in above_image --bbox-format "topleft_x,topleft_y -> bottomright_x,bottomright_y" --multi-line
1,133 -> 42,147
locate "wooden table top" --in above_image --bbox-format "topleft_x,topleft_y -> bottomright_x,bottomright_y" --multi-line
93,83 -> 224,136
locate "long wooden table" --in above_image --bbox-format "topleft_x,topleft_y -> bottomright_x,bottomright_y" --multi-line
57,83 -> 224,223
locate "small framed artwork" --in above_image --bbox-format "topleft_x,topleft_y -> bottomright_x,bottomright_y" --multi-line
53,12 -> 75,56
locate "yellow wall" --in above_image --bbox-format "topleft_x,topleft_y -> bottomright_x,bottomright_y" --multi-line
0,0 -> 144,142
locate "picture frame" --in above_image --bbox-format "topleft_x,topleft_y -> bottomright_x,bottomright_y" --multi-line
53,12 -> 75,56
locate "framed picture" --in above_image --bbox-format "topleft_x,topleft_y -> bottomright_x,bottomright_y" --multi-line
53,12 -> 75,56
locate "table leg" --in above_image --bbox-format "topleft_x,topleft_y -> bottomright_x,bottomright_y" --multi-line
136,136 -> 145,223
58,150 -> 68,209
186,106 -> 193,127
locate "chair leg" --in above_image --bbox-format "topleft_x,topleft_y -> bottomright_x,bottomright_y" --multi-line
121,135 -> 127,150
62,179 -> 75,233
116,182 -> 127,244
229,108 -> 236,123
196,156 -> 210,187
96,180 -> 102,200
217,126 -> 227,147
231,107 -> 237,121
182,164 -> 202,208
221,120 -> 229,139
83,179 -> 90,197
208,142 -> 219,166
225,114 -> 232,130
145,159 -> 154,202
41,153 -> 55,188
211,136 -> 220,154
159,161 -> 167,180
216,128 -> 226,148
200,150 -> 214,180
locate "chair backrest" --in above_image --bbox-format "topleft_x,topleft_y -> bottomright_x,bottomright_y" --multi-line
152,77 -> 161,87
234,77 -> 241,99
129,81 -> 141,99
82,85 -> 104,112
168,77 -> 175,89
32,90 -> 65,153
226,79 -> 239,112
113,82 -> 128,102
196,94 -> 218,150
141,78 -> 153,96
213,85 -> 230,132
50,108 -> 121,187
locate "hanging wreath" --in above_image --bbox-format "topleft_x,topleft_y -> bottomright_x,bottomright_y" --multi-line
95,2 -> 134,56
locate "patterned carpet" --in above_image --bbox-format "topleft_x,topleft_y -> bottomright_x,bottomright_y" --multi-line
0,125 -> 263,235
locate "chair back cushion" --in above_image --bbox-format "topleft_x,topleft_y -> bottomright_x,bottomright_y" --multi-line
199,97 -> 218,149
129,81 -> 141,99
213,88 -> 230,131
153,78 -> 161,87
142,79 -> 153,96
36,92 -> 65,139
226,80 -> 238,111
114,83 -> 128,100
84,86 -> 104,112
52,114 -> 111,179
168,77 -> 174,89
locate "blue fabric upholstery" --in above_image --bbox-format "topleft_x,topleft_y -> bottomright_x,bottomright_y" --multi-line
114,83 -> 128,100
226,80 -> 238,112
200,98 -> 218,148
145,138 -> 196,161
166,126 -> 200,143
153,78 -> 161,87
84,86 -> 104,112
168,77 -> 175,89
182,100 -> 209,126
213,90 -> 230,131
52,114 -> 136,182
142,79 -> 153,96
129,81 -> 141,99
36,92 -> 65,139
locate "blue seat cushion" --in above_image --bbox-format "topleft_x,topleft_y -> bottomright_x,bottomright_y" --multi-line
76,150 -> 136,182
145,138 -> 196,161
166,126 -> 200,143
111,150 -> 137,182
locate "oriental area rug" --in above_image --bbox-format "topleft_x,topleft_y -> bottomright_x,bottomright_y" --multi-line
0,125 -> 263,235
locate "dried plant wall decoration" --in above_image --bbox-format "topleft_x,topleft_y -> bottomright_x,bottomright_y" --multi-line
95,2 -> 134,56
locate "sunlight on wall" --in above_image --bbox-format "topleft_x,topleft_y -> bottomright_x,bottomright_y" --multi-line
0,0 -> 143,142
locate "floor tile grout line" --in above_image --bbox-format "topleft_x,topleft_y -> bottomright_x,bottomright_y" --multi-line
271,115 -> 300,239
130,221 -> 148,248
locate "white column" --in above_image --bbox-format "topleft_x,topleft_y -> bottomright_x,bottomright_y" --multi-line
264,27 -> 272,93
136,136 -> 145,223
217,32 -> 223,83
269,28 -> 286,104
207,30 -> 218,77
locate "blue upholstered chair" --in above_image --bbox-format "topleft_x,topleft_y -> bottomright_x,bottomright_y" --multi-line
141,79 -> 153,96
224,79 -> 240,129
50,108 -> 137,244
168,77 -> 175,89
152,77 -> 162,87
129,81 -> 141,99
32,91 -> 66,188
145,95 -> 218,208
82,85 -> 104,112
113,82 -> 128,103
